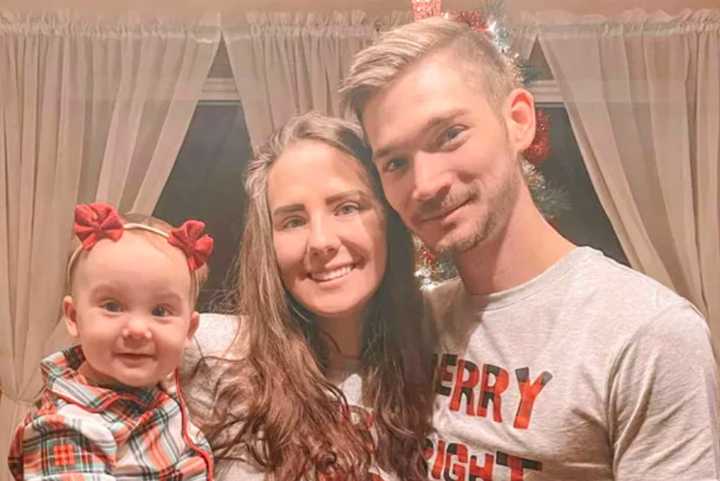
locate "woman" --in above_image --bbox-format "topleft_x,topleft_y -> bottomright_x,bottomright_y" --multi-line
184,112 -> 435,481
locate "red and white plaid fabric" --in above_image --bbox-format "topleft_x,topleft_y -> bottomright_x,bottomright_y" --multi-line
8,345 -> 213,481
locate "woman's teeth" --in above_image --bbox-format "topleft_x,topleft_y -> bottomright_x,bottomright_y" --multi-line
311,265 -> 354,281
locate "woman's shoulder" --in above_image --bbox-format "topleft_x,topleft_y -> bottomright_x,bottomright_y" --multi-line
181,313 -> 247,381
192,313 -> 241,357
180,313 -> 249,427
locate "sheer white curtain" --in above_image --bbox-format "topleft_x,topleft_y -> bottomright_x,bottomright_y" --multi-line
536,9 -> 720,358
222,10 -> 413,149
0,11 -> 220,479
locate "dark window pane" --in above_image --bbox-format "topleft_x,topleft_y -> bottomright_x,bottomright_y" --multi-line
538,107 -> 629,265
154,103 -> 251,310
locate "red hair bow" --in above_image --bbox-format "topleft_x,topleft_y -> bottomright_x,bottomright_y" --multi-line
74,203 -> 124,250
168,220 -> 214,271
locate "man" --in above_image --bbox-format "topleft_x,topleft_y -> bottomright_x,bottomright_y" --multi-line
340,17 -> 719,481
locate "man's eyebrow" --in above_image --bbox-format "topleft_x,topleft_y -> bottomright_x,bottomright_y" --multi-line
373,108 -> 467,162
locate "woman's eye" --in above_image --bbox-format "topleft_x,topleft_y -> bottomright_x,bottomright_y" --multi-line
336,203 -> 360,216
281,217 -> 305,230
384,157 -> 406,173
102,301 -> 122,313
152,306 -> 169,317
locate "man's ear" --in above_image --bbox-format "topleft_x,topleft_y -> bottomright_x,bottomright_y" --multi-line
185,311 -> 200,346
503,88 -> 536,154
63,296 -> 80,338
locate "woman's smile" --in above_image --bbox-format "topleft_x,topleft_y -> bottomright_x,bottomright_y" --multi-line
309,263 -> 357,282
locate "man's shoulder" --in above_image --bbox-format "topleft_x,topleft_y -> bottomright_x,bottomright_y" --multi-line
421,247 -> 706,335
568,247 -> 700,319
526,248 -> 709,354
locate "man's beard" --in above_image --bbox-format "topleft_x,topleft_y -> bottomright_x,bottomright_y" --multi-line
438,211 -> 498,256
434,167 -> 521,257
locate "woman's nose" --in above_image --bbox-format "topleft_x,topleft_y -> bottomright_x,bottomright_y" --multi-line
307,217 -> 340,258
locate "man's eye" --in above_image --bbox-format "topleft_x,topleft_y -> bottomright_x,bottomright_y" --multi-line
102,301 -> 122,313
152,306 -> 169,317
442,126 -> 465,145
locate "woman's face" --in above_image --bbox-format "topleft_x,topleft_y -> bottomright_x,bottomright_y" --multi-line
267,139 -> 387,325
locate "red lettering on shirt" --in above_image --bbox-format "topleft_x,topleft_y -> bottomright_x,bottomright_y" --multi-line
477,364 -> 509,423
513,368 -> 553,429
425,437 -> 543,481
449,359 -> 480,415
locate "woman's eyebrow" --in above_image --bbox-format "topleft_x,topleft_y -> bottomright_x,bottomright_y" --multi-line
272,203 -> 305,218
325,190 -> 369,204
272,190 -> 372,218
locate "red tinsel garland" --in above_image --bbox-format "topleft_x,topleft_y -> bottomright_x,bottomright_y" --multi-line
525,109 -> 551,166
410,0 -> 442,21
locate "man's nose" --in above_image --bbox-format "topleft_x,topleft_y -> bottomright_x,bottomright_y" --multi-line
411,151 -> 452,204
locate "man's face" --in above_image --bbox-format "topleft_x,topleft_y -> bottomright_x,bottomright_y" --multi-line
362,52 -> 533,256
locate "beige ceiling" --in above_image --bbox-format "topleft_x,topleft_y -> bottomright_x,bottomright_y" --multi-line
2,0 -> 717,18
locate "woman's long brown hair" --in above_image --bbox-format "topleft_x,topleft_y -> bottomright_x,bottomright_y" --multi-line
191,112 -> 435,481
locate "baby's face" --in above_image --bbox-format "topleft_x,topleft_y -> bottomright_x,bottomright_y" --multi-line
64,232 -> 198,388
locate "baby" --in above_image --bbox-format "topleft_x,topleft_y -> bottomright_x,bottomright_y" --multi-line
8,202 -> 215,481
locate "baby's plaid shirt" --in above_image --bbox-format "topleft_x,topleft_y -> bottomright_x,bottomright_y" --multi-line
8,345 -> 213,481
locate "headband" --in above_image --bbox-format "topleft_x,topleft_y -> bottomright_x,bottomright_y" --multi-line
67,202 -> 214,285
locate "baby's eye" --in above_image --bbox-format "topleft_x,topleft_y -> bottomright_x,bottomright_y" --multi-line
152,306 -> 170,317
102,301 -> 122,313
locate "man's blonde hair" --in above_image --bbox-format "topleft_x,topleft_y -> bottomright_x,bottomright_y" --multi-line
340,16 -> 521,120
